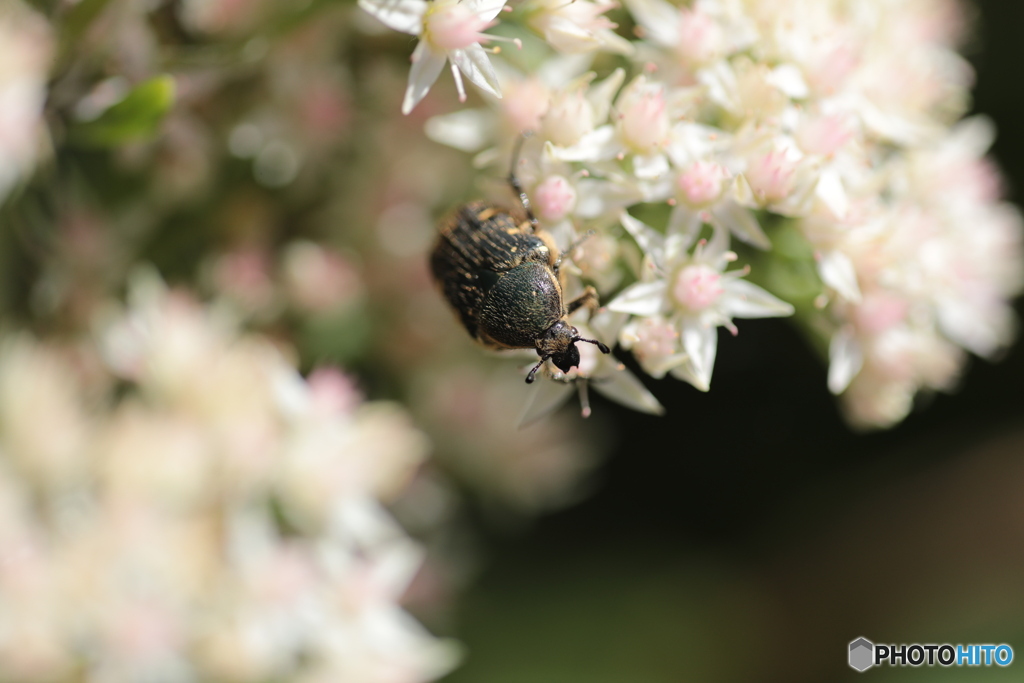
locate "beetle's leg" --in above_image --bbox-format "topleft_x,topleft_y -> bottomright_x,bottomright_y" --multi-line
565,286 -> 599,316
525,355 -> 549,384
507,134 -> 538,232
553,230 -> 596,272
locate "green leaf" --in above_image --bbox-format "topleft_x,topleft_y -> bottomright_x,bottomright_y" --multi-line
68,75 -> 176,148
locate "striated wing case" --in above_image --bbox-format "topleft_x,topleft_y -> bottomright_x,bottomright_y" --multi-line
430,202 -> 546,340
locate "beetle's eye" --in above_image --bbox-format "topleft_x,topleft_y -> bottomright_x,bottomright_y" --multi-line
570,326 -> 579,336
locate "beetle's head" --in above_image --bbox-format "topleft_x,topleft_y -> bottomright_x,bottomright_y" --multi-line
550,343 -> 581,374
527,320 -> 611,383
537,320 -> 576,367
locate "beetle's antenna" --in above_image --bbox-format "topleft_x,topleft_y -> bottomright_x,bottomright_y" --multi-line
507,133 -> 538,231
577,337 -> 610,354
525,355 -> 547,383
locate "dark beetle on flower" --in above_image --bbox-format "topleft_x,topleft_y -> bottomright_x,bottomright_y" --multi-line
430,139 -> 610,383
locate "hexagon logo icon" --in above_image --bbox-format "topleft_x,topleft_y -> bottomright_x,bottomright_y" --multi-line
849,637 -> 874,672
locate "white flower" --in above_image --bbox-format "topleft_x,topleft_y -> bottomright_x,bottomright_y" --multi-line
0,1 -> 53,206
358,0 -> 509,114
548,74 -> 674,180
608,212 -> 793,390
523,0 -> 633,55
654,124 -> 773,249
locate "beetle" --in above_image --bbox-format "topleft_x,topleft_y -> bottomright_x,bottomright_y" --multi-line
430,141 -> 610,384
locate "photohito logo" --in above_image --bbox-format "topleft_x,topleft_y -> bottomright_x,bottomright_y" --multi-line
848,637 -> 1014,672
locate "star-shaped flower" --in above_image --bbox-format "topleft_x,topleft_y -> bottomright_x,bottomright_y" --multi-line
608,212 -> 794,390
358,0 -> 510,114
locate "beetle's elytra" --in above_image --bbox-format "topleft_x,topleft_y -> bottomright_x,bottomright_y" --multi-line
430,143 -> 610,383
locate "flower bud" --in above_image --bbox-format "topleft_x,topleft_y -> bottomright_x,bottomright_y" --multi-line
615,77 -> 670,155
672,264 -> 723,311
534,175 -> 577,221
541,89 -> 594,147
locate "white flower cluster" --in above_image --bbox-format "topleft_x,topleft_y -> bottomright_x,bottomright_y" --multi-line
0,274 -> 457,682
0,1 -> 52,205
361,0 -> 1023,428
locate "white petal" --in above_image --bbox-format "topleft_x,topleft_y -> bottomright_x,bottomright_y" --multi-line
669,358 -> 707,392
697,60 -> 739,114
574,177 -> 643,218
767,63 -> 809,99
711,199 -> 770,250
595,29 -> 635,56
949,115 -> 996,157
537,53 -> 596,88
518,375 -> 574,427
817,249 -> 861,303
639,351 -> 690,379
815,168 -> 848,220
937,300 -> 1014,358
587,68 -> 626,124
667,205 -> 702,252
592,367 -> 664,415
450,44 -> 502,100
607,281 -> 668,316
698,222 -> 730,266
425,109 -> 494,152
358,0 -> 426,35
633,152 -> 670,180
465,0 -> 507,22
472,146 -> 501,169
550,125 -> 619,162
371,533 -> 425,595
622,0 -> 678,47
666,122 -> 732,168
719,279 -> 794,319
828,326 -> 862,395
619,211 -> 664,261
542,16 -> 602,53
679,321 -> 717,391
402,42 -> 446,114
588,309 -> 630,344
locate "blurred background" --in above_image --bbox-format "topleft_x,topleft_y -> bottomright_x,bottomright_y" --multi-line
0,0 -> 1022,681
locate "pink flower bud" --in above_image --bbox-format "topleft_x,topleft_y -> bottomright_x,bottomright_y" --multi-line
853,292 -> 909,335
534,175 -> 577,221
676,8 -> 722,65
541,89 -> 594,147
502,78 -> 550,135
424,0 -> 494,51
308,367 -> 362,417
634,317 -> 679,366
676,161 -> 728,208
745,150 -> 798,203
672,264 -> 723,311
616,79 -> 670,154
796,114 -> 853,157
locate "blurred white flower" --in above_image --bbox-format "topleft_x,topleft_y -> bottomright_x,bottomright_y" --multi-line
0,277 -> 456,683
358,0 -> 510,114
0,1 -> 53,206
522,0 -> 633,55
